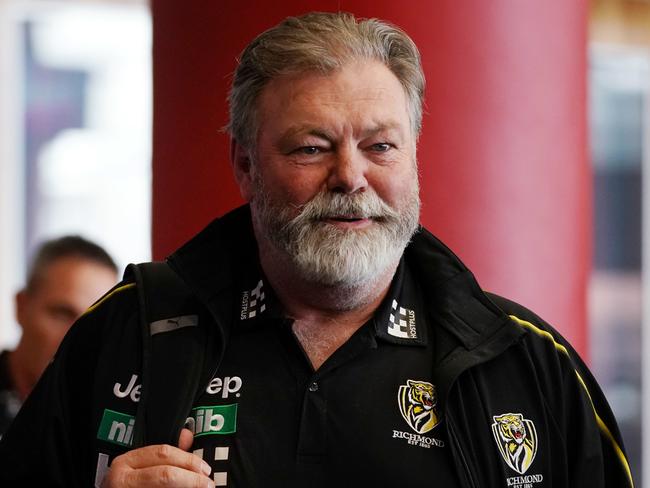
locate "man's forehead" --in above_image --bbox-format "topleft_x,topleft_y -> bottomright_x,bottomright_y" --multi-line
254,62 -> 413,138
263,61 -> 402,96
30,256 -> 115,292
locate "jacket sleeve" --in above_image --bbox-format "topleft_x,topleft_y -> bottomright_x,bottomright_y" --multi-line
491,294 -> 635,487
0,281 -> 139,487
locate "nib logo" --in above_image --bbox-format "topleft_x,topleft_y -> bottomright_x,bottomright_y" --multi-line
185,404 -> 238,437
97,409 -> 135,447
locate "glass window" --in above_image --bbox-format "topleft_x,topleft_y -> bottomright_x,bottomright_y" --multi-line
0,0 -> 152,348
588,44 -> 647,485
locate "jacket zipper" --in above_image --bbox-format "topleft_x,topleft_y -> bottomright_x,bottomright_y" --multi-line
447,413 -> 479,488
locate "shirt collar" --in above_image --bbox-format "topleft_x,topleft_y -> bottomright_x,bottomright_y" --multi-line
235,260 -> 283,324
235,253 -> 428,348
373,258 -> 428,347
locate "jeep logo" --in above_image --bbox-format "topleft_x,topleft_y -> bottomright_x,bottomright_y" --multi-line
206,376 -> 242,398
113,374 -> 242,402
113,374 -> 141,402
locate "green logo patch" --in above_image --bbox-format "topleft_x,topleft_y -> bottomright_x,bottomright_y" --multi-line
97,409 -> 135,447
186,404 -> 238,437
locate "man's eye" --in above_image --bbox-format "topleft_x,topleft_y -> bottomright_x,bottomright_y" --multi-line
297,146 -> 320,155
370,142 -> 392,152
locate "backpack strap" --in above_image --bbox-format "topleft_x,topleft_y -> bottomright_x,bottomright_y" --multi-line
125,262 -> 207,447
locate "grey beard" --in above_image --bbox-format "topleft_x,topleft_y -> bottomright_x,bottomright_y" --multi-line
252,184 -> 420,291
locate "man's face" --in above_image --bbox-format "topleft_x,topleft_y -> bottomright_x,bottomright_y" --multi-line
235,60 -> 420,290
15,257 -> 117,378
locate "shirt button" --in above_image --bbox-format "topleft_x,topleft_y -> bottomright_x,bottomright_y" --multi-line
308,381 -> 319,392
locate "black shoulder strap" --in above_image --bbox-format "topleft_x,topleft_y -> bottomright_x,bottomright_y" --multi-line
126,262 -> 208,447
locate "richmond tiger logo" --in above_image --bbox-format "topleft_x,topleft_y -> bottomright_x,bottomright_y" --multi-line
491,413 -> 538,475
397,380 -> 440,434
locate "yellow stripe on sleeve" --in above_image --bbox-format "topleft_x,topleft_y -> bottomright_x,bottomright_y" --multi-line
83,282 -> 136,316
510,315 -> 634,488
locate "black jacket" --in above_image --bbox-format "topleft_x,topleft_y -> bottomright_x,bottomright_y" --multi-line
0,206 -> 633,487
0,351 -> 21,436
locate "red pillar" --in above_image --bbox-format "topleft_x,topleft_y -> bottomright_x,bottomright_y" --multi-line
152,1 -> 590,357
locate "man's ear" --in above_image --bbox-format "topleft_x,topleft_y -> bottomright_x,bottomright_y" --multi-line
15,290 -> 28,330
230,139 -> 254,202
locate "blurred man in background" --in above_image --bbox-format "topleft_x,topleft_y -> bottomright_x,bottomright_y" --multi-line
0,235 -> 117,434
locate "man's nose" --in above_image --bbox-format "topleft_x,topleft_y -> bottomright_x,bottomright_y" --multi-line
327,148 -> 368,194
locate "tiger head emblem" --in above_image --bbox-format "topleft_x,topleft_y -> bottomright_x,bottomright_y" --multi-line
491,413 -> 538,475
397,380 -> 440,434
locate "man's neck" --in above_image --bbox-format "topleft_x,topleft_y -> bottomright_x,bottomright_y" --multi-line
258,243 -> 397,370
6,349 -> 36,401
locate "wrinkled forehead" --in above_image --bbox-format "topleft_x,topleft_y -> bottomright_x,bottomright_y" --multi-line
254,62 -> 415,142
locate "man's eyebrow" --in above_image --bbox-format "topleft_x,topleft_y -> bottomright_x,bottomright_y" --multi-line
359,122 -> 403,138
280,122 -> 404,141
280,126 -> 335,141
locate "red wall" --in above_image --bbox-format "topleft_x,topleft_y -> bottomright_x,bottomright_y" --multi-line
152,1 -> 590,357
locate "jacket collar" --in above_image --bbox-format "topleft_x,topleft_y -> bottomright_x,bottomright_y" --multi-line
404,226 -> 526,410
405,226 -> 513,350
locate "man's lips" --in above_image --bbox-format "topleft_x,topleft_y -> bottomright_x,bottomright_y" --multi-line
329,215 -> 366,222
321,216 -> 373,228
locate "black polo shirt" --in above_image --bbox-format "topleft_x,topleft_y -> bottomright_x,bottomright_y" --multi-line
187,259 -> 461,487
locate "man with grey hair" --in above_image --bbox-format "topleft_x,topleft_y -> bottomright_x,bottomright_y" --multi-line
0,12 -> 633,488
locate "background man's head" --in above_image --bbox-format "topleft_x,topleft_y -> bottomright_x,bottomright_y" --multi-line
13,236 -> 117,396
227,11 -> 425,151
